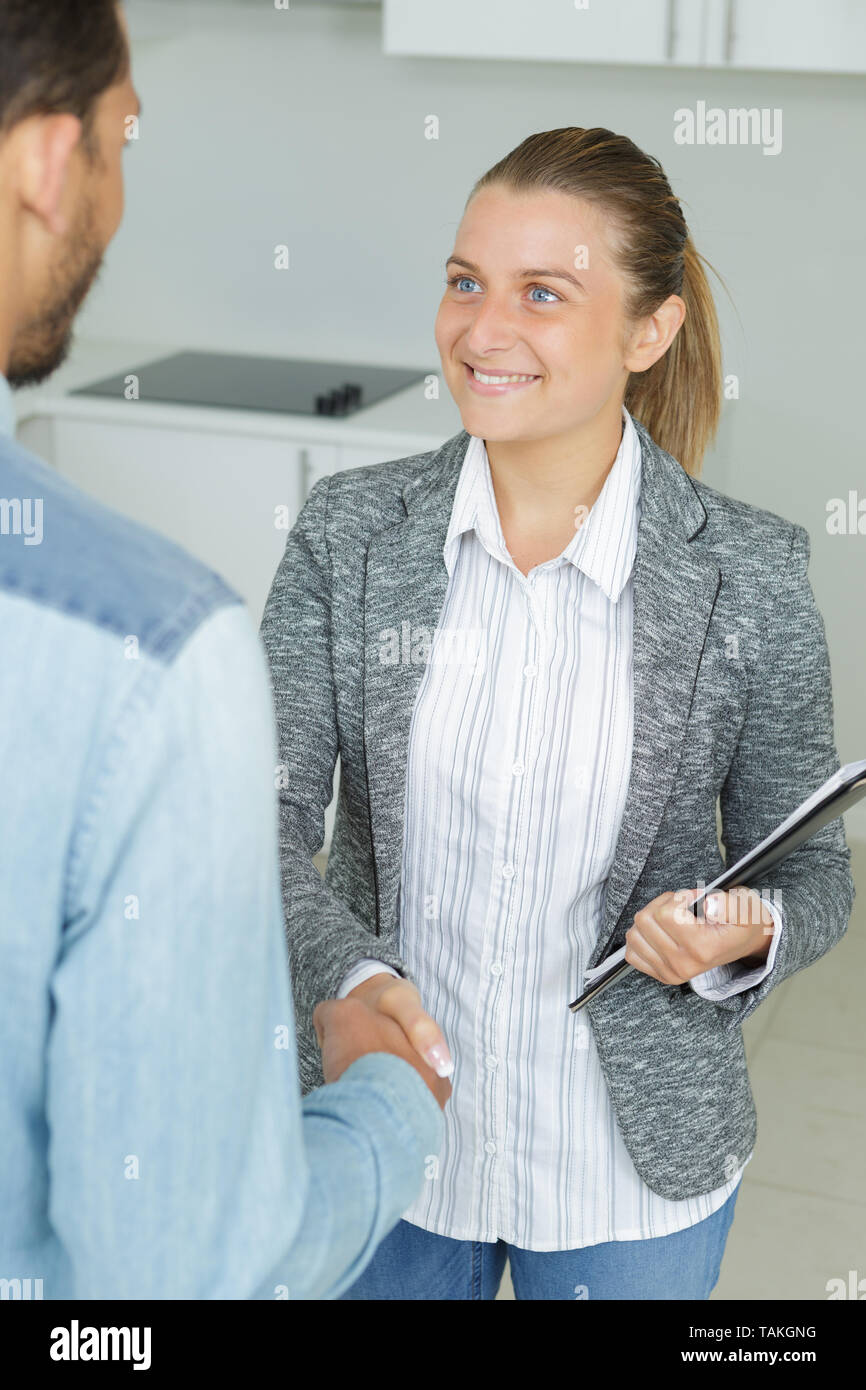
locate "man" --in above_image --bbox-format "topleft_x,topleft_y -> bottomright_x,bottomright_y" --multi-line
0,0 -> 451,1300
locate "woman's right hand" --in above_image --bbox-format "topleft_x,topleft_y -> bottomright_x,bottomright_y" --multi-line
348,973 -> 454,1078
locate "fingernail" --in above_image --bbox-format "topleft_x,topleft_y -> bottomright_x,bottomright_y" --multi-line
705,894 -> 723,921
424,1043 -> 454,1078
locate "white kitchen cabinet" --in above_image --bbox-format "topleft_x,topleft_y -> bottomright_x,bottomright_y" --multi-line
17,403 -> 449,624
303,442 -> 386,490
15,408 -> 436,859
384,0 -> 675,67
384,0 -> 866,73
14,336 -> 455,625
306,441 -> 427,489
723,0 -> 866,74
124,0 -> 282,42
14,339 -> 454,859
18,415 -> 320,624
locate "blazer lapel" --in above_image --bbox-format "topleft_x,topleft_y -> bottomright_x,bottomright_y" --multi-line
587,425 -> 722,969
362,431 -> 470,935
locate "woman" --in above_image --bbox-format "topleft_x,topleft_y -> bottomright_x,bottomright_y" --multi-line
260,128 -> 854,1300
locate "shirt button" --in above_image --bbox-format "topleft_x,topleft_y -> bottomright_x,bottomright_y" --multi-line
486,1055 -> 498,1069
523,664 -> 537,679
484,1140 -> 497,1156
501,863 -> 514,879
511,761 -> 524,776
490,963 -> 503,977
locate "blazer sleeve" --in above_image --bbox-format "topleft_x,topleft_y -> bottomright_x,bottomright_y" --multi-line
712,521 -> 855,1024
259,477 -> 412,1062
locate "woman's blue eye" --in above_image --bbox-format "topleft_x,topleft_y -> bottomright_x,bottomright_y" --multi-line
449,275 -> 480,293
528,285 -> 559,302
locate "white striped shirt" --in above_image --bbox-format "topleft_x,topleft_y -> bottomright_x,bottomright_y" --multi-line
340,406 -> 780,1250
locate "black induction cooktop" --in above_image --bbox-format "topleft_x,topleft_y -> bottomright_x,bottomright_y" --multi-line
73,351 -> 430,417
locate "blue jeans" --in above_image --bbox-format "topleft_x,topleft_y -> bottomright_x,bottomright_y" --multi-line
340,1184 -> 740,1300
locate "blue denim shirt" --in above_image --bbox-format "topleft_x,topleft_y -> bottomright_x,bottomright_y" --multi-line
0,377 -> 442,1299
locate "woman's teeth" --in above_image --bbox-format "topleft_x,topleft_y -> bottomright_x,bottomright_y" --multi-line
472,368 -> 538,384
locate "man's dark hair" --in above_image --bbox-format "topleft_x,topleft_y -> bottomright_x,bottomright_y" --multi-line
0,1 -> 129,152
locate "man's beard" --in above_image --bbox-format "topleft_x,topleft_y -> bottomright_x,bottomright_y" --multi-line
8,199 -> 105,389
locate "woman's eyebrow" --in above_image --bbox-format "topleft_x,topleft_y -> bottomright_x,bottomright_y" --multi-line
445,255 -> 586,291
519,265 -> 587,291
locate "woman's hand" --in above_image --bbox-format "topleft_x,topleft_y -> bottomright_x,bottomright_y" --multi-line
313,996 -> 452,1108
347,973 -> 454,1077
624,886 -> 777,985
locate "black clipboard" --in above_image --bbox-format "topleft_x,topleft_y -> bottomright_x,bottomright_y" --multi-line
568,758 -> 866,1013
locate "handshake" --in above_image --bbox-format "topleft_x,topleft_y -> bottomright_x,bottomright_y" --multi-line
312,882 -> 783,1112
314,973 -> 453,1110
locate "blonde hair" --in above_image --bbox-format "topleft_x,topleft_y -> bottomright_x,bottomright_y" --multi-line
470,127 -> 725,476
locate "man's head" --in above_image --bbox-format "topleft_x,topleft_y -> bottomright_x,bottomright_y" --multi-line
0,1 -> 138,387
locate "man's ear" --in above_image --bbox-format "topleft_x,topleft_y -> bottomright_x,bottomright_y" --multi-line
16,113 -> 84,239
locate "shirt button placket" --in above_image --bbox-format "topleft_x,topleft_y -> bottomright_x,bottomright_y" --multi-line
489,594 -> 539,1200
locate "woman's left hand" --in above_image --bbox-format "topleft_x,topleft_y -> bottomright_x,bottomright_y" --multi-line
624,886 -> 776,986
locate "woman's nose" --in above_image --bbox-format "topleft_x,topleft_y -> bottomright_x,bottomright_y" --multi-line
463,295 -> 519,356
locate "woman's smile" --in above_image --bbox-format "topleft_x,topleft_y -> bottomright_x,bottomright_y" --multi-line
463,360 -> 542,395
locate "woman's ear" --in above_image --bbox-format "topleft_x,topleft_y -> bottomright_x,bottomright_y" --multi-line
624,293 -> 686,374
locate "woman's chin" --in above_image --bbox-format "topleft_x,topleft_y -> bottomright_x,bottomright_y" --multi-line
455,403 -> 534,442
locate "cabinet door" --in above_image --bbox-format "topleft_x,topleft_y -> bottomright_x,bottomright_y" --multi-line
726,0 -> 866,73
384,0 -> 674,66
44,417 -> 323,624
303,440 -> 446,496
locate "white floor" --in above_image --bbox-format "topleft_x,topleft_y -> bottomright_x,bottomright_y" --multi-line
496,837 -> 866,1300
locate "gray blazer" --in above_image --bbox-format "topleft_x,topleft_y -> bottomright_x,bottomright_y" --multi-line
259,419 -> 855,1202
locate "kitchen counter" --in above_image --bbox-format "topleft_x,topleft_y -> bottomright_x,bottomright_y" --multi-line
13,335 -> 464,453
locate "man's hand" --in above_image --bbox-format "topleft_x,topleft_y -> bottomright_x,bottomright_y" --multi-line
624,886 -> 777,986
312,991 -> 452,1110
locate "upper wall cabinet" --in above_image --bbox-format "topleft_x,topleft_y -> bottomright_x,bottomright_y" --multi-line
384,0 -> 676,68
383,0 -> 866,75
721,0 -> 866,74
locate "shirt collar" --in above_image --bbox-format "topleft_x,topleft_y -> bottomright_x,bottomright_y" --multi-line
444,405 -> 642,603
0,373 -> 14,439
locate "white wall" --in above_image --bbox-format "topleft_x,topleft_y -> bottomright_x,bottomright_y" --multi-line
75,2 -> 865,799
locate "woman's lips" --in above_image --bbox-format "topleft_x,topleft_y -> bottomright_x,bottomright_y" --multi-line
463,361 -> 542,396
